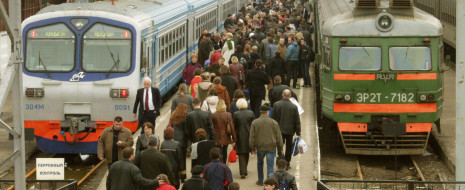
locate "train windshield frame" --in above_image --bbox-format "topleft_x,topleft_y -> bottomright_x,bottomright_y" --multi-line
389,47 -> 432,71
25,23 -> 76,72
82,23 -> 133,73
338,47 -> 382,71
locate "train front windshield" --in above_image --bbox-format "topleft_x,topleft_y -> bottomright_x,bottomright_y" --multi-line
25,23 -> 75,72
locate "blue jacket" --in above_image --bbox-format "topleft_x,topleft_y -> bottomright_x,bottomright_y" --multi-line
285,42 -> 300,61
203,160 -> 233,190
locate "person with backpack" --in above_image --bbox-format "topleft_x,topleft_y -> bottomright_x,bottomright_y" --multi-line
268,159 -> 298,190
190,68 -> 203,98
198,72 -> 213,103
203,148 -> 234,190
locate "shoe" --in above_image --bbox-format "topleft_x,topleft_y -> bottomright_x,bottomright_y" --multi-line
256,181 -> 264,186
241,174 -> 246,179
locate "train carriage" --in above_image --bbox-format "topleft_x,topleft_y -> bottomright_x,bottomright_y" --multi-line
316,0 -> 444,155
22,0 -> 245,154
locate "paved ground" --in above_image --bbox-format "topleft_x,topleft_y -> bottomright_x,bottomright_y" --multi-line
97,77 -> 320,190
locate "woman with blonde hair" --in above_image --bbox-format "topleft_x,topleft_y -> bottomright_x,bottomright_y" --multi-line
171,83 -> 194,113
229,56 -> 246,89
211,99 -> 237,163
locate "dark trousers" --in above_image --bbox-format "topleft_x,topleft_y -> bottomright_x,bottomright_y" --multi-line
302,61 -> 311,86
250,96 -> 263,118
238,153 -> 250,175
282,134 -> 294,164
180,145 -> 187,180
218,144 -> 229,163
286,60 -> 299,88
139,111 -> 156,134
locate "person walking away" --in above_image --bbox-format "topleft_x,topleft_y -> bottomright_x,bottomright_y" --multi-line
299,38 -> 312,87
156,174 -> 177,190
220,65 -> 238,104
229,56 -> 246,89
265,38 -> 278,71
268,76 -> 298,107
191,129 -> 217,168
183,54 -> 201,86
98,116 -> 134,170
211,100 -> 237,163
268,159 -> 298,190
229,90 -> 251,114
263,178 -> 278,190
202,89 -> 220,113
269,51 -> 286,82
285,36 -> 300,88
249,105 -> 283,186
222,33 -> 235,66
198,72 -> 213,103
232,99 -> 255,179
181,165 -> 211,190
271,89 -> 301,170
211,77 -> 231,110
210,45 -> 222,65
160,127 -> 185,189
190,68 -> 203,98
171,83 -> 195,113
135,122 -> 160,156
133,77 -> 161,132
202,148 -> 234,190
134,136 -> 175,190
170,103 -> 189,181
187,98 -> 216,142
106,147 -> 161,190
246,60 -> 270,118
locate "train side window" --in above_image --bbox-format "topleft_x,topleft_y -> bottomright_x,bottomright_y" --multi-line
323,47 -> 331,70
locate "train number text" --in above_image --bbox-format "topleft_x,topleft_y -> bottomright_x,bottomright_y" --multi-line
355,93 -> 415,103
356,93 -> 381,103
115,105 -> 131,111
26,104 -> 45,110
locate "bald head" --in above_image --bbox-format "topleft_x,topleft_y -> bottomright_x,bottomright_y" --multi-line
282,89 -> 292,99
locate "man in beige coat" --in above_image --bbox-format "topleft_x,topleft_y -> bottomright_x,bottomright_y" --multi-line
97,116 -> 134,169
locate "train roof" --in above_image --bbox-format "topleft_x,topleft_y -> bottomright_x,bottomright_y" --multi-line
318,0 -> 443,37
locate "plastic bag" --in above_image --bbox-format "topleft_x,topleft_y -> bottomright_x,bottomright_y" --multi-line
292,137 -> 300,156
298,138 -> 308,154
227,145 -> 237,164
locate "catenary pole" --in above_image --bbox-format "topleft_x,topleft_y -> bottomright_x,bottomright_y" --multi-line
457,0 -> 465,188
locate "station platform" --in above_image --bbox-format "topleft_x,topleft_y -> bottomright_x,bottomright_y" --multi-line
431,69 -> 456,174
97,78 -> 321,190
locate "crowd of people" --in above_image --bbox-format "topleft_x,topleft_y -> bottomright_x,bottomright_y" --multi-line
99,0 -> 315,189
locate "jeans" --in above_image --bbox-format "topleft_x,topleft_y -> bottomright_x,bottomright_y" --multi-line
257,150 -> 276,183
282,134 -> 294,164
302,61 -> 311,86
286,60 -> 299,88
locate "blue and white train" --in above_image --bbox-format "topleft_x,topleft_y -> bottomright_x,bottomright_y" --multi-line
21,0 -> 248,154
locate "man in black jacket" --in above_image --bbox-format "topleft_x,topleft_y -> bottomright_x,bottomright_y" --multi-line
271,89 -> 301,170
181,165 -> 210,190
107,147 -> 161,190
187,98 -> 216,142
219,65 -> 238,103
299,39 -> 313,87
268,76 -> 298,107
133,77 -> 161,133
134,136 -> 174,190
246,60 -> 270,118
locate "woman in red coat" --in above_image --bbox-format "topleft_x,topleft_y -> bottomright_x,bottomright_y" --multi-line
156,174 -> 176,190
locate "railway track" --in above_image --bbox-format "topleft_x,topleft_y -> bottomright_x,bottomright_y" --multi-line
6,157 -> 104,190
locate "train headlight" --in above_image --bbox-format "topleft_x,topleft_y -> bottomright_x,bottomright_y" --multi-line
419,94 -> 427,102
428,94 -> 435,101
25,88 -> 44,98
344,94 -> 351,102
110,89 -> 129,98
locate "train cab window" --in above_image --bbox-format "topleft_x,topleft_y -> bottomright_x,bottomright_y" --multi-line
82,23 -> 132,72
25,23 -> 75,72
389,47 -> 431,70
339,47 -> 381,71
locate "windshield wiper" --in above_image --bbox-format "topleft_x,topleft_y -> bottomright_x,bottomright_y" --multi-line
38,51 -> 51,78
105,52 -> 120,78
361,43 -> 374,63
403,43 -> 411,64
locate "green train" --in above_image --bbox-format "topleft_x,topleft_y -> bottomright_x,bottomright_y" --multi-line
315,0 -> 445,155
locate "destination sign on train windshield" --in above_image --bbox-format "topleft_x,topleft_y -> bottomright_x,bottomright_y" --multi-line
84,24 -> 131,39
28,24 -> 74,39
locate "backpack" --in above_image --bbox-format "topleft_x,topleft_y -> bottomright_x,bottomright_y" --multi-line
276,172 -> 288,190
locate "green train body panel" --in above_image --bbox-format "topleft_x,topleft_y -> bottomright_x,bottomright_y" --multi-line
320,37 -> 443,124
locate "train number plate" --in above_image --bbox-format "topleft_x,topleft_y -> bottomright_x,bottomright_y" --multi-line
355,93 -> 415,103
